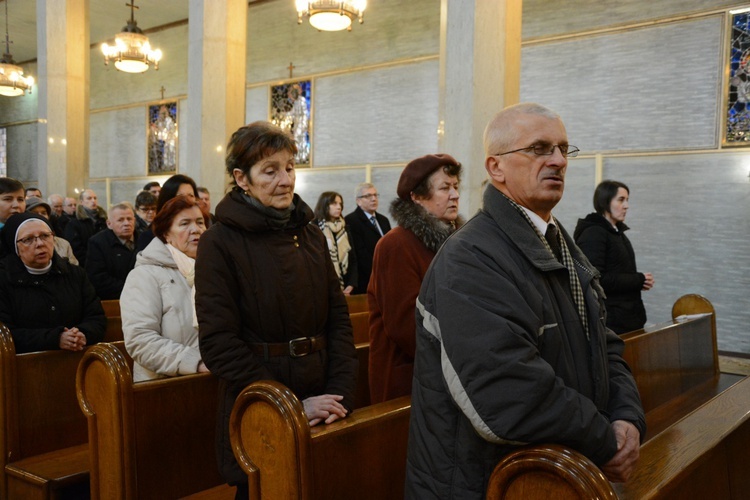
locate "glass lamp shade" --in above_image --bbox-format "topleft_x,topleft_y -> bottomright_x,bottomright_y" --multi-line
309,11 -> 353,31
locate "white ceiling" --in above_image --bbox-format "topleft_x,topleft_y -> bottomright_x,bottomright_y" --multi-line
1,0 -> 266,64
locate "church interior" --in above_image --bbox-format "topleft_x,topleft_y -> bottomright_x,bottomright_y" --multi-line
2,1 -> 750,498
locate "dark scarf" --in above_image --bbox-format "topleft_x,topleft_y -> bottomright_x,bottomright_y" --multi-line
240,191 -> 295,229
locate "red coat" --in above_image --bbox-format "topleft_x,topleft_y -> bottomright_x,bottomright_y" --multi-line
368,226 -> 435,404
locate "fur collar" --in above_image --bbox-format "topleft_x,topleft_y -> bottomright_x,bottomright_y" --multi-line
389,198 -> 464,253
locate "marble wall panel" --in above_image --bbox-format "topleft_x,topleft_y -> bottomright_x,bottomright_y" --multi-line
246,0 -> 439,84
521,17 -> 723,153
246,86 -> 269,124
521,16 -> 723,152
523,0 -> 737,40
370,166 -> 403,227
90,107 -> 147,178
313,60 -> 439,167
295,167 -> 367,220
604,152 -> 750,353
6,123 -> 38,184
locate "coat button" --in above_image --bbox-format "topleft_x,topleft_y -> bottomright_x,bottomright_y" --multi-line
294,242 -> 300,248
51,306 -> 56,311
293,235 -> 298,240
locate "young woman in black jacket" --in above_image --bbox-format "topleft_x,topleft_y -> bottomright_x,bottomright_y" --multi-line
574,180 -> 654,334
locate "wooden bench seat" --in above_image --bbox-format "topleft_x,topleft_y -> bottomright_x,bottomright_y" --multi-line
0,322 -> 123,499
345,293 -> 368,314
77,342 -> 227,499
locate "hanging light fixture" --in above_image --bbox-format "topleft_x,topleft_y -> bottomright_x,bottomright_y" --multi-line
0,0 -> 34,97
101,1 -> 162,74
296,0 -> 367,32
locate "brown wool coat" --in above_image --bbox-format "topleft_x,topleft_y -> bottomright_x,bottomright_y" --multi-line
367,199 -> 462,404
196,189 -> 358,485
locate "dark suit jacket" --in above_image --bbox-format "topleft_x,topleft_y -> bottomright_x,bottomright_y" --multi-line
344,206 -> 391,294
84,229 -> 137,300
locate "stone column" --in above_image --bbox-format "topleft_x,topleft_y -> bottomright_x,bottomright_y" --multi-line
438,0 -> 522,215
36,0 -> 90,197
186,0 -> 248,199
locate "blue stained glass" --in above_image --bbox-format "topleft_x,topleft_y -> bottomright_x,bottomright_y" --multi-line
270,80 -> 312,165
727,13 -> 750,143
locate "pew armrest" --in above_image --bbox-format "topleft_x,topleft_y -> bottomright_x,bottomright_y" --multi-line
485,444 -> 616,500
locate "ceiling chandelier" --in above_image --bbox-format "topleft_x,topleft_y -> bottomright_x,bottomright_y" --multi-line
296,0 -> 367,32
101,1 -> 162,74
0,0 -> 34,97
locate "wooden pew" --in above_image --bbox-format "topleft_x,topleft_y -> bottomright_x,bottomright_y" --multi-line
76,342 -> 233,499
350,311 -> 369,344
101,299 -> 124,343
345,293 -> 368,314
0,322 -> 124,499
484,294 -> 749,499
230,380 -> 410,500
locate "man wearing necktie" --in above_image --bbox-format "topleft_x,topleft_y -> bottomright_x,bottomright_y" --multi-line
344,182 -> 392,294
406,103 -> 645,499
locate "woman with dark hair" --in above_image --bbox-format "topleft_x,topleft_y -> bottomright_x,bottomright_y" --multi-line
368,154 -> 463,404
195,121 -> 357,497
0,177 -> 26,257
314,191 -> 358,295
0,212 -> 105,353
121,197 -> 208,382
136,174 -> 201,251
574,180 -> 654,334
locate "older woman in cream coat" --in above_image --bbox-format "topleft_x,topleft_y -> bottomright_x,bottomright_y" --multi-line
121,197 -> 209,382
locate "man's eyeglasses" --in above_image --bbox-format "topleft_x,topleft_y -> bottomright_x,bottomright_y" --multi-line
138,206 -> 157,213
17,233 -> 54,247
357,194 -> 380,200
493,144 -> 580,158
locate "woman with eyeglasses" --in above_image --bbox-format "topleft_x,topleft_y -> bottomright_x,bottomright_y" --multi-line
314,191 -> 358,295
0,212 -> 105,353
574,180 -> 654,334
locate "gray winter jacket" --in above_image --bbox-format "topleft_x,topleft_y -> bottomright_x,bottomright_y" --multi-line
121,237 -> 202,382
405,185 -> 645,499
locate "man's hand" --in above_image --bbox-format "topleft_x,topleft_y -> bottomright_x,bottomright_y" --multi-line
302,394 -> 348,426
601,420 -> 640,483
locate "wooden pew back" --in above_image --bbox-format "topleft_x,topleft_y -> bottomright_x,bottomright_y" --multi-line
484,294 -> 748,499
621,314 -> 717,414
0,322 -> 122,497
77,342 -> 224,499
345,294 -> 368,314
350,311 -> 369,344
230,380 -> 410,500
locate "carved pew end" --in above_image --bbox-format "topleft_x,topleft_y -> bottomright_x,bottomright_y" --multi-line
486,445 -> 616,500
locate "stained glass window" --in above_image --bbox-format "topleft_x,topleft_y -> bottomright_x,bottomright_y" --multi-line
148,102 -> 178,174
727,12 -> 750,144
271,80 -> 311,165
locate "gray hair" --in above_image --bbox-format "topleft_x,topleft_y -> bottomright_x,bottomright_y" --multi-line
483,103 -> 561,157
354,182 -> 376,199
109,202 -> 134,215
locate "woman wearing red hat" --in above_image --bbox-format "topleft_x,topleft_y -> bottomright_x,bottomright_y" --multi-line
368,153 -> 463,404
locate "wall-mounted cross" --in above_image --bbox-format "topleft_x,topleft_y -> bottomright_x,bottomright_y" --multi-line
288,62 -> 295,79
160,86 -> 165,100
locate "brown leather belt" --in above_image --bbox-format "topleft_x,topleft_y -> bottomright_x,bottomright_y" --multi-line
250,335 -> 327,359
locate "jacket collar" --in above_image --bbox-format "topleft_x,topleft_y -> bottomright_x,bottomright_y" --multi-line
214,188 -> 313,233
481,185 -> 597,278
3,252 -> 68,285
355,206 -> 382,235
390,198 -> 463,253
136,237 -> 177,269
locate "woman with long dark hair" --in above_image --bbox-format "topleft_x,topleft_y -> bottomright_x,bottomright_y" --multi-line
314,191 -> 358,295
